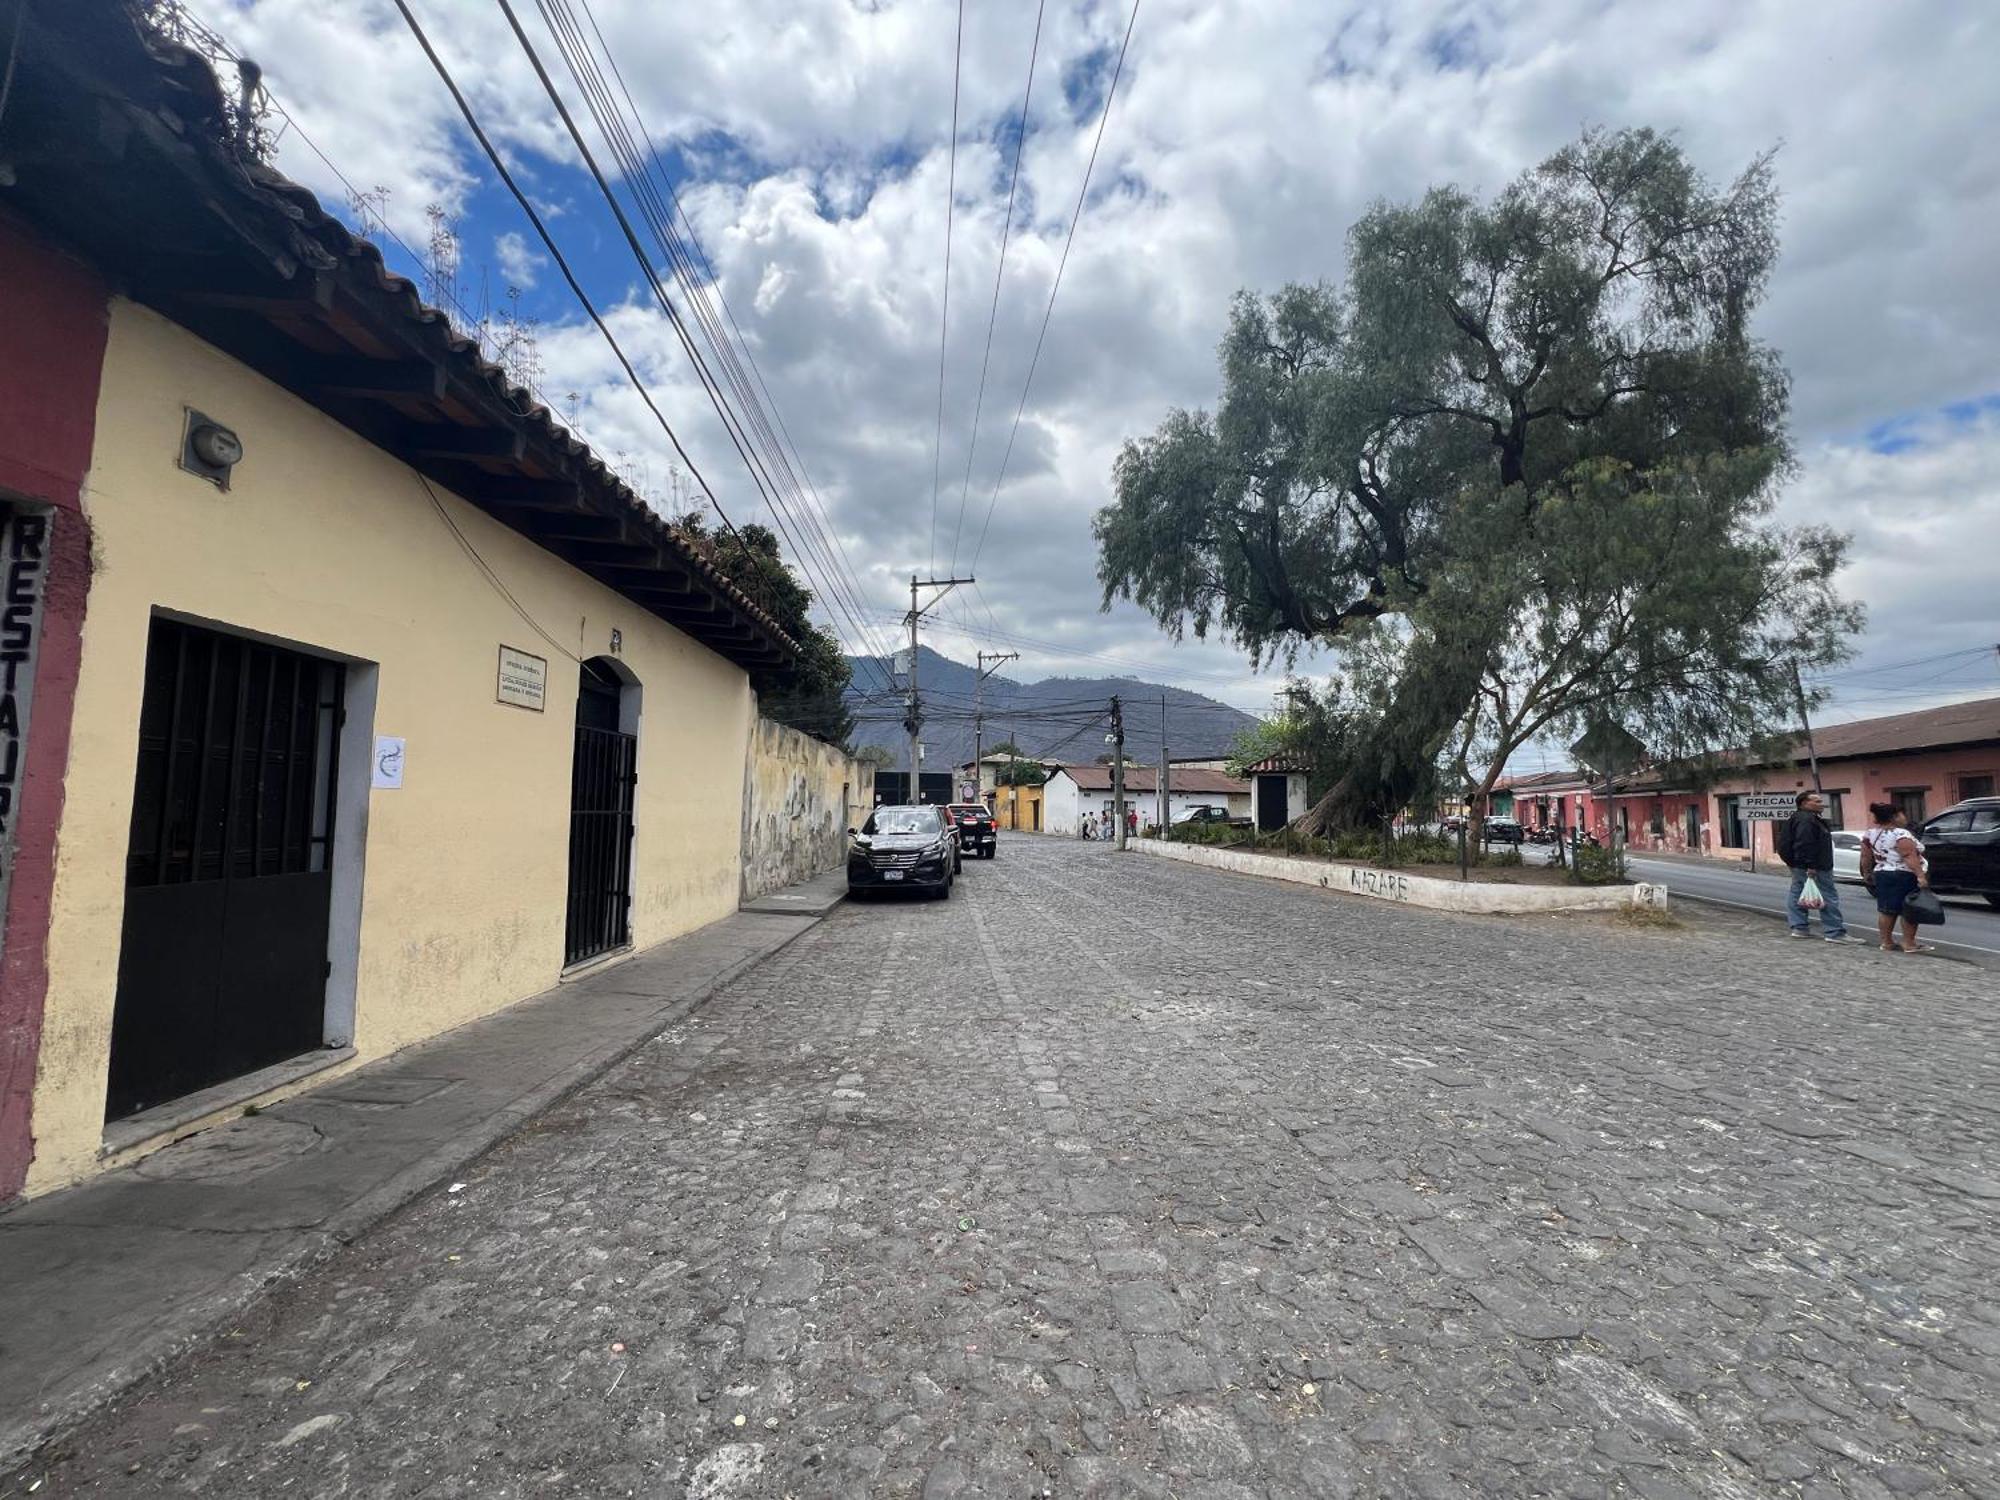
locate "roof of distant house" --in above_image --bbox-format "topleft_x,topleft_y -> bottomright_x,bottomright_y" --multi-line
1498,695 -> 2000,799
1786,694 -> 2000,763
1052,764 -> 1246,795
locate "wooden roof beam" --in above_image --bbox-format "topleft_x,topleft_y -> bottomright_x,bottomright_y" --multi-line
404,424 -> 526,462
308,357 -> 447,399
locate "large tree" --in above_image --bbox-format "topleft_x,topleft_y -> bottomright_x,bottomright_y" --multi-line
1095,127 -> 1832,832
1443,458 -> 1859,812
676,516 -> 855,747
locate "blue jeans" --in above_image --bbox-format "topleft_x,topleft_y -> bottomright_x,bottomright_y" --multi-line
1787,867 -> 1847,937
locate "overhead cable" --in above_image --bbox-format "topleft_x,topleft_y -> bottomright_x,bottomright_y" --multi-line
966,0 -> 1141,575
927,0 -> 966,574
946,0 -> 1046,574
388,0 -> 750,553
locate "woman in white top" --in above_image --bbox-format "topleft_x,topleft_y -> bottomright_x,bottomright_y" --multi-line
1859,801 -> 1929,953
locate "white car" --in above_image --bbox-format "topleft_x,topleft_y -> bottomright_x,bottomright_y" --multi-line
1831,830 -> 1864,883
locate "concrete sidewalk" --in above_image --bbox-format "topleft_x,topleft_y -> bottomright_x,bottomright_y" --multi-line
0,876 -> 842,1470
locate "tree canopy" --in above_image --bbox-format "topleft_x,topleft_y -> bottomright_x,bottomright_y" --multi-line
1095,127 -> 1855,831
675,515 -> 855,747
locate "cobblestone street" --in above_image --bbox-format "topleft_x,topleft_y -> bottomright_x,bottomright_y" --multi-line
10,835 -> 2000,1499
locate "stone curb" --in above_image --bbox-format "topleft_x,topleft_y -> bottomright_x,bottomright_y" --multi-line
1127,836 -> 1669,915
0,915 -> 825,1475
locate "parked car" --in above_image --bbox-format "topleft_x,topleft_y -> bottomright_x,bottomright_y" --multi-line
1919,797 -> 2000,909
1482,817 -> 1525,846
1831,829 -> 1864,883
1174,804 -> 1250,828
947,802 -> 998,859
847,804 -> 957,899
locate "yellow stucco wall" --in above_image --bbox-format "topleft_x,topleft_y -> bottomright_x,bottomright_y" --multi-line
26,300 -> 755,1193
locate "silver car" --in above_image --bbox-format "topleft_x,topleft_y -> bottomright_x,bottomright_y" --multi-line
1831,829 -> 1863,883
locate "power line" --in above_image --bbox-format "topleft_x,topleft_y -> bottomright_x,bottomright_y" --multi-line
386,0 -> 751,552
538,0 -> 902,696
928,0 -> 966,575
947,0 -> 1046,574
495,0 -> 896,697
966,0 -> 1141,576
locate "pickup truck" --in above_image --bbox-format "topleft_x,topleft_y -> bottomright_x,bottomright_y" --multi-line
1174,804 -> 1252,829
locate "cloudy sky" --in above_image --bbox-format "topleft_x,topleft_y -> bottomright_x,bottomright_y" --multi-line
198,0 -> 2000,735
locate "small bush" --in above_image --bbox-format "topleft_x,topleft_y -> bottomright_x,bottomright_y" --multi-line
1486,848 -> 1524,867
1333,830 -> 1382,862
1393,832 -> 1458,866
1570,843 -> 1624,885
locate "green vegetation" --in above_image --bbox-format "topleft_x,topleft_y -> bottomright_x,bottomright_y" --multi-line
676,516 -> 855,747
1096,127 -> 1857,833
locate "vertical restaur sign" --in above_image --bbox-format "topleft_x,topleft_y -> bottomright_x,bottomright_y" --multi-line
0,507 -> 52,966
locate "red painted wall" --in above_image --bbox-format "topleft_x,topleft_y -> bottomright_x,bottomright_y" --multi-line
0,212 -> 109,1202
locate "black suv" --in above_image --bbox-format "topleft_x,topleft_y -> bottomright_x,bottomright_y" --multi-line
1175,804 -> 1248,828
1920,797 -> 2000,910
848,804 -> 959,899
948,802 -> 998,859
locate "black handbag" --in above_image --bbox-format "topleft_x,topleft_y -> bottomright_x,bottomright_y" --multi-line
1904,887 -> 1946,926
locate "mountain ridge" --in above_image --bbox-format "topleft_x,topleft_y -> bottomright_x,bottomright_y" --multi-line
844,646 -> 1260,768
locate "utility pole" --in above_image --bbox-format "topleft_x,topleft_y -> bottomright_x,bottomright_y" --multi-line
973,650 -> 1018,808
903,572 -> 974,804
1158,693 -> 1169,833
1790,660 -> 1824,796
1111,695 -> 1127,851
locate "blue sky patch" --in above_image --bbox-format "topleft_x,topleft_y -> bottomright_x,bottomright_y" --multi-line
1865,390 -> 2000,454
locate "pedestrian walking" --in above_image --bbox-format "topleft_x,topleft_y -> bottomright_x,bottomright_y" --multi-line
1775,790 -> 1848,941
1859,801 -> 1930,953
1126,808 -> 1138,839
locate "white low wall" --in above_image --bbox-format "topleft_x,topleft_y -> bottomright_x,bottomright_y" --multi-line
1129,837 -> 1669,915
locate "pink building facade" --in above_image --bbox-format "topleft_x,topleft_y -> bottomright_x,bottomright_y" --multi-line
1506,697 -> 2000,863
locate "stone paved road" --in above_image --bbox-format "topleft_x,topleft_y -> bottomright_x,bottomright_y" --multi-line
9,835 -> 2000,1499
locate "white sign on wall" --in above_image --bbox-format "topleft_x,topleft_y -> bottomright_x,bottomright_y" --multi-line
371,735 -> 406,789
1737,793 -> 1799,821
496,644 -> 548,711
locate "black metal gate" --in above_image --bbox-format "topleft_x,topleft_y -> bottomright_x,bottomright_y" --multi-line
1255,773 -> 1289,832
564,662 -> 635,966
107,619 -> 344,1120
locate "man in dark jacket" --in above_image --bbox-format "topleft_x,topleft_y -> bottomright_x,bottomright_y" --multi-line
1778,790 -> 1849,941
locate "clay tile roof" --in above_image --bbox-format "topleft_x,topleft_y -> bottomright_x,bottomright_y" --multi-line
1792,695 -> 2000,763
1055,764 -> 1247,794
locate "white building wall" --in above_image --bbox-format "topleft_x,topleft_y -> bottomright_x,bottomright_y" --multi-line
1043,773 -> 1083,835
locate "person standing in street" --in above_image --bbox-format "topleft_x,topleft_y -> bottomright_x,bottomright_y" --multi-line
1776,790 -> 1849,942
1860,802 -> 1930,954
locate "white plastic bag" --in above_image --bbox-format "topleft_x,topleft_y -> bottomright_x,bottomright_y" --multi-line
1798,875 -> 1826,910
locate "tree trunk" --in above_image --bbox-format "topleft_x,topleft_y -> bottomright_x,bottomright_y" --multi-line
1296,614 -> 1499,837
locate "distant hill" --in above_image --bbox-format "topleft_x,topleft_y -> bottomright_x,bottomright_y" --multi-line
845,646 -> 1259,768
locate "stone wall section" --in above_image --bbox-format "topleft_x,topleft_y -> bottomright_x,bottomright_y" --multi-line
742,717 -> 875,900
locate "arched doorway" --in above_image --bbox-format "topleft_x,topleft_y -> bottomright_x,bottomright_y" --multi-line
565,657 -> 639,967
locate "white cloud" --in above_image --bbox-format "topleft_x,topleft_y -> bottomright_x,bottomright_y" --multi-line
492,230 -> 545,290
191,0 -> 2000,718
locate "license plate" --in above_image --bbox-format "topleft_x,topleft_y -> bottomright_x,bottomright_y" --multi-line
883,870 -> 904,881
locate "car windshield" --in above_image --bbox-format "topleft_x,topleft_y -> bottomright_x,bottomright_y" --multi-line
949,805 -> 987,817
864,808 -> 937,836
